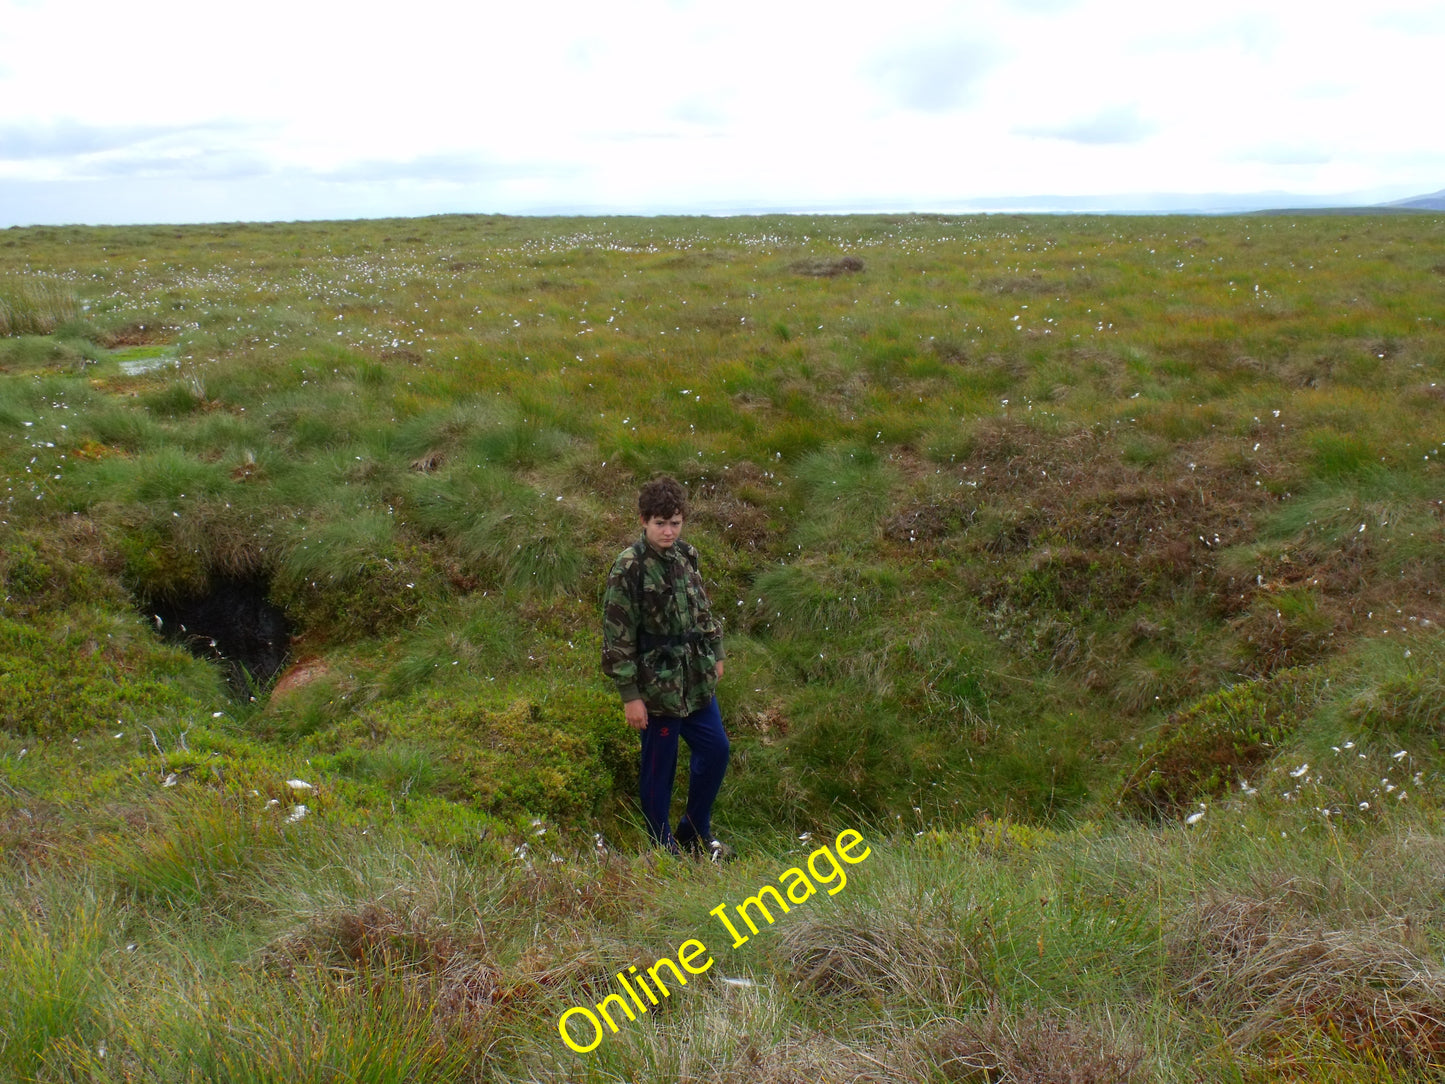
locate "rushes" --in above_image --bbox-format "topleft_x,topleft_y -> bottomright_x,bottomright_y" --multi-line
0,906 -> 106,1081
0,278 -> 81,337
111,969 -> 471,1084
97,792 -> 285,909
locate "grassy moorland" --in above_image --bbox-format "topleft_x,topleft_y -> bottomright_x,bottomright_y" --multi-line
1,211 -> 1443,1082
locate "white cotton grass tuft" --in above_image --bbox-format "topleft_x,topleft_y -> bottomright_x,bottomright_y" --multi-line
1289,764 -> 1309,778
286,779 -> 313,791
285,804 -> 308,823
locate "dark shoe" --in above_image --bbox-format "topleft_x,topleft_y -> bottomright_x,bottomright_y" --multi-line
674,821 -> 698,849
704,838 -> 734,863
674,816 -> 701,850
681,835 -> 734,863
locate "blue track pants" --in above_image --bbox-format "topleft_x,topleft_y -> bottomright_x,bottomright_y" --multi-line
638,696 -> 729,850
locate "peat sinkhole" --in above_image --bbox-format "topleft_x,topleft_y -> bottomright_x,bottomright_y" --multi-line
146,576 -> 291,697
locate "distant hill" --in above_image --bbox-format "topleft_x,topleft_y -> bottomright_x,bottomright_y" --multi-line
1383,188 -> 1445,210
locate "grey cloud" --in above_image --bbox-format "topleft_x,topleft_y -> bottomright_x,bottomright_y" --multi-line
1018,105 -> 1155,145
1132,13 -> 1283,60
1002,0 -> 1081,11
7,131 -> 552,188
671,97 -> 730,130
0,119 -> 271,173
1373,9 -> 1445,34
316,153 -> 577,185
0,120 -> 183,160
1237,144 -> 1332,166
870,38 -> 996,112
954,190 -> 1372,213
1297,80 -> 1352,100
80,151 -> 275,182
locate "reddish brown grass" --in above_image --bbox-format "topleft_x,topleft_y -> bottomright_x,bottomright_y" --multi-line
261,901 -> 507,1028
927,1005 -> 1154,1083
1170,892 -> 1445,1071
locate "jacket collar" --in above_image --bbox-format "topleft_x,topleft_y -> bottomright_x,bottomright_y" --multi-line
639,534 -> 680,561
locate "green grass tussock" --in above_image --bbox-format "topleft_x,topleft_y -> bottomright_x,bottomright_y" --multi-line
101,969 -> 471,1084
791,446 -> 896,550
406,466 -> 590,595
0,333 -> 105,374
0,906 -> 108,1082
0,278 -> 82,338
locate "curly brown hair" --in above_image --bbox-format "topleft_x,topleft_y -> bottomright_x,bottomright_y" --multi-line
638,476 -> 687,521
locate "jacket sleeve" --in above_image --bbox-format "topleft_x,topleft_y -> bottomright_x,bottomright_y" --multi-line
601,554 -> 643,703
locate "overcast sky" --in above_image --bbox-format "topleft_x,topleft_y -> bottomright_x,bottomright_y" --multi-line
1,0 -> 1442,226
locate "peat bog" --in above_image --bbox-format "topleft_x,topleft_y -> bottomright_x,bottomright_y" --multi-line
2,211 -> 1444,1082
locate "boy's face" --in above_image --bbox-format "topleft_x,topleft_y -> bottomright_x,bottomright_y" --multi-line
641,513 -> 684,550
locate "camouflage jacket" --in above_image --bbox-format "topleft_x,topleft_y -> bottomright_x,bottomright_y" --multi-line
601,537 -> 724,718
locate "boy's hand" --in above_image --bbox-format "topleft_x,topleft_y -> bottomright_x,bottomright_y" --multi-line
624,699 -> 649,731
715,660 -> 724,679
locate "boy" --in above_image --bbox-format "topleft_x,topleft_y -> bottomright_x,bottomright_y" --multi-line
601,476 -> 731,858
